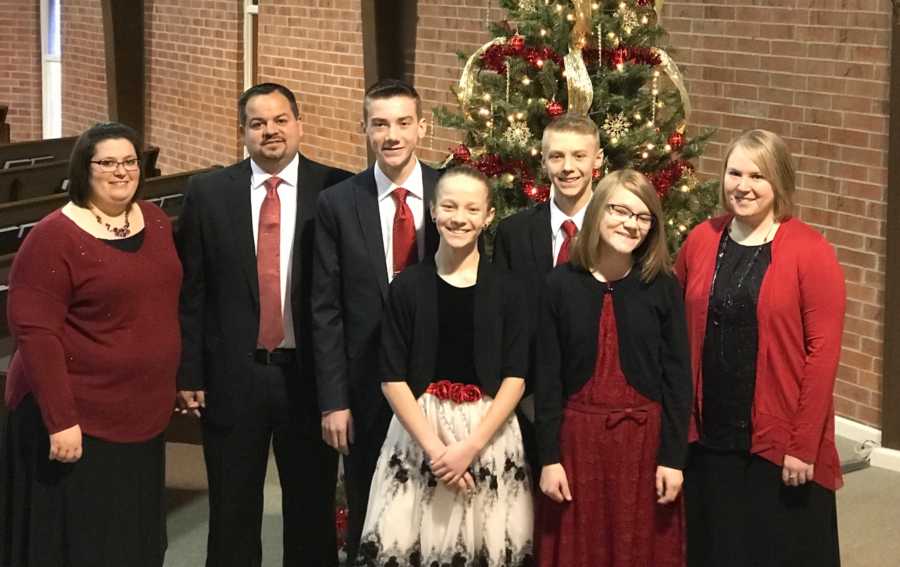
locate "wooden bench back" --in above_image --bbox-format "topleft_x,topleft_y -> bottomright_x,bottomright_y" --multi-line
0,136 -> 77,170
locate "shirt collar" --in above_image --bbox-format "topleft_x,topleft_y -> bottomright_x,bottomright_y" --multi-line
549,193 -> 588,235
374,159 -> 424,202
250,152 -> 300,190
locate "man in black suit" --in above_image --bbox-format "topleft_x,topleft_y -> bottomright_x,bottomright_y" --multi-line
176,83 -> 351,567
312,79 -> 440,563
492,114 -> 604,475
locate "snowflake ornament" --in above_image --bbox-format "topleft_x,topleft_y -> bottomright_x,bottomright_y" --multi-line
502,122 -> 533,149
603,113 -> 632,139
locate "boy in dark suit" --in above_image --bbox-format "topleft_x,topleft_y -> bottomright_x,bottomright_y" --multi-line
311,79 -> 440,564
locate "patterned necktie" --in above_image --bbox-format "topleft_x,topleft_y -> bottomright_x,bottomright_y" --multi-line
556,219 -> 578,266
257,176 -> 284,351
391,187 -> 417,276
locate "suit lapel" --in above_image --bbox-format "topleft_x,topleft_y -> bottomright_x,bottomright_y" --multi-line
355,168 -> 390,299
292,154 -> 320,295
530,202 -> 554,273
223,160 -> 259,305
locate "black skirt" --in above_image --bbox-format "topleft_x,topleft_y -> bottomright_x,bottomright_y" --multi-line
684,444 -> 840,567
1,395 -> 167,567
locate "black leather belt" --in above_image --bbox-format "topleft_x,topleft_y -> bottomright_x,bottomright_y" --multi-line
253,348 -> 296,366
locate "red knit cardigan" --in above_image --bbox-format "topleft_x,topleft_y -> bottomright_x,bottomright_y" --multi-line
674,215 -> 845,491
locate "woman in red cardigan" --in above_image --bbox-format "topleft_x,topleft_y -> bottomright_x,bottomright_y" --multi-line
675,129 -> 844,567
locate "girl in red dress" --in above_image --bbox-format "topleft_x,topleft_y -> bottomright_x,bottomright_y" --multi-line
534,169 -> 693,567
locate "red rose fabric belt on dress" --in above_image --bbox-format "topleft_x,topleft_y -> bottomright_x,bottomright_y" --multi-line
425,380 -> 484,404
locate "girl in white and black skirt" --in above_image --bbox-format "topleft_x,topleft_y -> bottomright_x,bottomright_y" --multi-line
355,166 -> 534,567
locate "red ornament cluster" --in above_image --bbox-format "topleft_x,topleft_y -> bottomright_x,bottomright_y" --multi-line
546,100 -> 565,118
480,42 -> 563,74
522,181 -> 551,203
595,46 -> 661,69
426,380 -> 484,404
451,144 -> 472,163
667,131 -> 686,152
647,160 -> 693,199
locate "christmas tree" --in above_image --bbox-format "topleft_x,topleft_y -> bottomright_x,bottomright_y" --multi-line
434,0 -> 719,250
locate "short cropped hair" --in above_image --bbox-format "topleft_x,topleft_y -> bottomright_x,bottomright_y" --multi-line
569,169 -> 671,282
238,82 -> 300,127
433,165 -> 492,206
542,114 -> 601,150
67,122 -> 144,207
364,79 -> 422,121
720,129 -> 795,221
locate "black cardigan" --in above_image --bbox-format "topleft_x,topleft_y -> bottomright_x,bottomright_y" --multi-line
535,263 -> 693,469
380,257 -> 529,398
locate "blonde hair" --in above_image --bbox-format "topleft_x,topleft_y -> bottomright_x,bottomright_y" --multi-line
569,169 -> 671,282
720,129 -> 795,221
541,114 -> 600,150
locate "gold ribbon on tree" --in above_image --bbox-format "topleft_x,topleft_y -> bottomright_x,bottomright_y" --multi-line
653,47 -> 692,125
565,0 -> 594,115
456,37 -> 506,107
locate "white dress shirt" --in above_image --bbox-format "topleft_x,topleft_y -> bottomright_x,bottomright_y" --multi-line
250,153 -> 298,349
549,193 -> 588,266
374,159 -> 426,282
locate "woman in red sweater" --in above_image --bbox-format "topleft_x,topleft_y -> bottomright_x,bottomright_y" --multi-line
1,123 -> 181,567
675,129 -> 844,567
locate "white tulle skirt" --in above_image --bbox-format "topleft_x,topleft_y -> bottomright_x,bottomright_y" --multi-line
355,390 -> 534,566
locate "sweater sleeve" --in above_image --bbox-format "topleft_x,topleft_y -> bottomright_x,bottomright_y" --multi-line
534,278 -> 564,466
380,273 -> 414,383
7,222 -> 79,434
786,238 -> 846,464
501,275 -> 529,380
656,275 -> 694,469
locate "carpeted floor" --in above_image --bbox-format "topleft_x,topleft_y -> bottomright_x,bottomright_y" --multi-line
162,438 -> 900,567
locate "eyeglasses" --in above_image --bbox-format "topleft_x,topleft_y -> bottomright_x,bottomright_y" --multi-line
90,158 -> 140,172
606,203 -> 655,229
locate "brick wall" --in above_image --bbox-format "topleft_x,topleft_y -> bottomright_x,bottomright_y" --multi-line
144,0 -> 243,174
0,0 -> 42,141
662,0 -> 891,427
411,1 -> 506,166
61,0 -> 108,135
257,0 -> 368,174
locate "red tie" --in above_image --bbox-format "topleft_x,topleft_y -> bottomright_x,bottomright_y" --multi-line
257,176 -> 284,351
391,187 -> 417,276
556,219 -> 578,266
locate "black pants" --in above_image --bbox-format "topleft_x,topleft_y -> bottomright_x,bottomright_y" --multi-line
202,361 -> 339,567
342,395 -> 392,565
684,444 -> 840,567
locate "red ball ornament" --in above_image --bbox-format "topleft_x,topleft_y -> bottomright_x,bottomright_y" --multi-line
667,131 -> 686,152
451,144 -> 471,163
522,181 -> 551,203
612,48 -> 627,68
546,100 -> 565,118
507,34 -> 526,55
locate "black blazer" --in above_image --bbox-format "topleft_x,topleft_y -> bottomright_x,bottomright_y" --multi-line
535,263 -> 693,469
492,201 -> 553,287
311,164 -> 441,421
380,258 -> 528,398
176,155 -> 352,427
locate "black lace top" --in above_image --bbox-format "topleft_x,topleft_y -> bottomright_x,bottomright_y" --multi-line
701,231 -> 772,451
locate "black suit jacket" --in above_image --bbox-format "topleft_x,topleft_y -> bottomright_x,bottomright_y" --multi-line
492,201 -> 553,287
312,164 -> 440,423
492,202 -> 553,392
176,155 -> 352,427
380,257 -> 528,399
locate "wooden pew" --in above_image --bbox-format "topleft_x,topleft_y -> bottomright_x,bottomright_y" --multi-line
0,136 -> 77,169
0,159 -> 69,203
